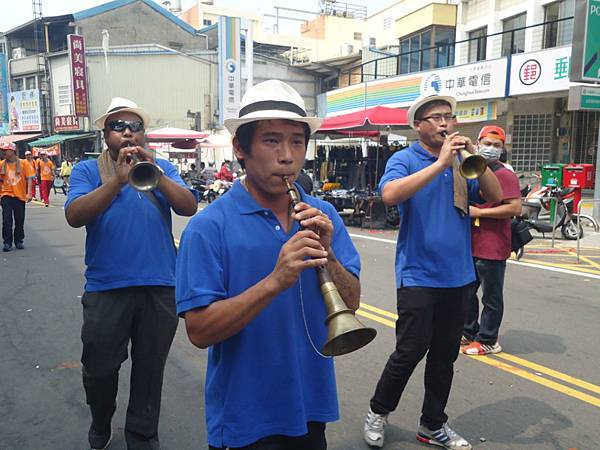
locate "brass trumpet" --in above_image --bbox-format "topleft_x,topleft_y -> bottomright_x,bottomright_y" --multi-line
441,131 -> 486,179
127,151 -> 161,191
284,176 -> 377,357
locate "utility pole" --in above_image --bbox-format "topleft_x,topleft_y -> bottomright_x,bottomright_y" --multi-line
32,0 -> 51,135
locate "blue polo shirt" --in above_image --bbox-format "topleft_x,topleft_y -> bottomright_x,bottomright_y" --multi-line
379,143 -> 481,288
65,158 -> 186,292
176,181 -> 360,449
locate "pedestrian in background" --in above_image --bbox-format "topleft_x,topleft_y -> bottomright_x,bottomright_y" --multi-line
0,141 -> 35,252
38,151 -> 55,207
176,80 -> 361,450
60,158 -> 73,187
363,94 -> 502,450
65,97 -> 197,450
24,151 -> 40,200
462,126 -> 522,355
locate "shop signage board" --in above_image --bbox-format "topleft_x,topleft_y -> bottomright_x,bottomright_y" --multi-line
570,0 -> 600,83
0,53 -> 8,135
54,115 -> 81,132
32,144 -> 60,157
218,16 -> 241,124
455,101 -> 497,123
7,89 -> 42,132
326,58 -> 508,116
68,34 -> 89,117
509,46 -> 573,96
568,85 -> 600,110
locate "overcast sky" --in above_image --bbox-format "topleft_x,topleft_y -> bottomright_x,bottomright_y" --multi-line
1,0 -> 393,33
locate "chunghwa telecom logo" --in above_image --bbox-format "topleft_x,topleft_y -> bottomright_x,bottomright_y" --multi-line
421,74 -> 442,93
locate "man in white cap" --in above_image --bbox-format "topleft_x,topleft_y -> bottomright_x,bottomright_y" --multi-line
65,97 -> 198,450
363,94 -> 502,449
176,80 -> 362,449
0,141 -> 35,251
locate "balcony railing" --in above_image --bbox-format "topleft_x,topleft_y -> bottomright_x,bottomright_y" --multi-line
338,16 -> 574,88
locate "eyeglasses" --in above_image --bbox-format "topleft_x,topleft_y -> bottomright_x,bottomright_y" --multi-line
418,114 -> 456,124
107,120 -> 145,133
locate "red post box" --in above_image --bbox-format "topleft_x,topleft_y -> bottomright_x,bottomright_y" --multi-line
562,164 -> 595,213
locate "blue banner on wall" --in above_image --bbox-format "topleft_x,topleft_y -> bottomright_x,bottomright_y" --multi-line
0,53 -> 9,136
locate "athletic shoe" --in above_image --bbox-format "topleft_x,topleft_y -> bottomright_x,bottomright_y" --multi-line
417,423 -> 472,450
2,243 -> 11,252
364,407 -> 388,448
462,341 -> 502,355
89,424 -> 112,450
460,335 -> 472,346
15,242 -> 24,250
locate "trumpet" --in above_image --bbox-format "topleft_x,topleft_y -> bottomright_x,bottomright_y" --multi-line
284,176 -> 377,357
127,150 -> 161,191
441,131 -> 487,179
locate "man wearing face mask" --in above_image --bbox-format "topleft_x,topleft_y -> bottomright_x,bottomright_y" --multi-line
461,126 -> 522,356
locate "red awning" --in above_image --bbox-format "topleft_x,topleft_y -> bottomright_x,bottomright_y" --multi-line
0,133 -> 43,143
319,106 -> 408,134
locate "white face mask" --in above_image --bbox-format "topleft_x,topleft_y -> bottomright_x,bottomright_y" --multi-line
478,145 -> 502,161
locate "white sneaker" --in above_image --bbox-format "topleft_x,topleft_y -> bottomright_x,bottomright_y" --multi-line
416,422 -> 472,450
364,407 -> 388,448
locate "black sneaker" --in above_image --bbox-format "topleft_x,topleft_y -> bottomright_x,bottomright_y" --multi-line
15,242 -> 24,250
2,243 -> 11,252
89,424 -> 112,450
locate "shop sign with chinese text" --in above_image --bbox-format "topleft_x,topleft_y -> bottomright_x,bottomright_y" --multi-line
509,46 -> 572,96
7,89 -> 41,132
68,34 -> 89,117
54,115 -> 80,132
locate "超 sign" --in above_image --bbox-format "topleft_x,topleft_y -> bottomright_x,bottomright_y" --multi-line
570,0 -> 600,82
326,58 -> 507,116
68,34 -> 89,117
218,16 -> 241,125
7,89 -> 42,132
509,46 -> 572,96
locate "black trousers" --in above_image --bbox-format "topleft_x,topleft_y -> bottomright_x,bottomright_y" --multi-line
209,422 -> 327,450
1,195 -> 26,246
370,285 -> 470,430
81,286 -> 178,450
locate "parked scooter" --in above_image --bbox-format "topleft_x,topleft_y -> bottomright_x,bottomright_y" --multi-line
520,186 -> 582,240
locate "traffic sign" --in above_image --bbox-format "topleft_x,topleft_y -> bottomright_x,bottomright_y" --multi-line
570,0 -> 600,83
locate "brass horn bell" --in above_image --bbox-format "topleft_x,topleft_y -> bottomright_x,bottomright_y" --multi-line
319,269 -> 377,357
128,155 -> 161,191
458,150 -> 487,179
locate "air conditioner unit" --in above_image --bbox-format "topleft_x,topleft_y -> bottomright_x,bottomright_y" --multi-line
340,43 -> 354,55
12,47 -> 25,59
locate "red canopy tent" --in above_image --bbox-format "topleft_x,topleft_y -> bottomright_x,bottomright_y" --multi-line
318,106 -> 408,135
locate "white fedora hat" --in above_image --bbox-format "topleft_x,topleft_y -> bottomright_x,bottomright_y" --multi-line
224,80 -> 323,136
407,93 -> 457,130
94,97 -> 151,129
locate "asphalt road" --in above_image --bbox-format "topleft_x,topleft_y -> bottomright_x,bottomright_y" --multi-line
1,198 -> 598,450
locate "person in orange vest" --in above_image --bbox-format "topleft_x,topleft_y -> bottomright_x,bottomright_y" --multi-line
25,151 -> 40,201
0,141 -> 35,251
38,150 -> 55,207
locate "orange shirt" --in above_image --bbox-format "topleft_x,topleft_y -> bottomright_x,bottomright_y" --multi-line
0,159 -> 35,202
38,159 -> 55,181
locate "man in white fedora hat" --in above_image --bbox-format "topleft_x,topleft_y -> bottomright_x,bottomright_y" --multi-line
176,79 -> 362,450
65,97 -> 197,450
363,94 -> 501,449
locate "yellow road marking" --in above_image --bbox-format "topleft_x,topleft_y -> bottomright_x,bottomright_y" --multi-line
495,353 -> 600,395
567,251 -> 600,271
359,300 -> 600,408
517,257 -> 600,275
475,355 -> 600,408
356,309 -> 396,328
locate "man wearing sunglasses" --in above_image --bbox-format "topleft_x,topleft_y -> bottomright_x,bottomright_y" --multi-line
363,94 -> 501,450
65,97 -> 197,450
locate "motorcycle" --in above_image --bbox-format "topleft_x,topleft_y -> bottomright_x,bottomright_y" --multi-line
520,186 -> 583,240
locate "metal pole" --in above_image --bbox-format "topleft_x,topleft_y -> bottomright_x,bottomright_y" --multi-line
577,199 -> 582,263
594,123 -> 600,222
551,196 -> 558,248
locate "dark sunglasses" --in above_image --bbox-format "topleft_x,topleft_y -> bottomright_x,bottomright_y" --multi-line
107,120 -> 145,133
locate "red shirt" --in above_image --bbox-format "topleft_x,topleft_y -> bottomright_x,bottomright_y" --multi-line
216,165 -> 233,182
471,164 -> 521,260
